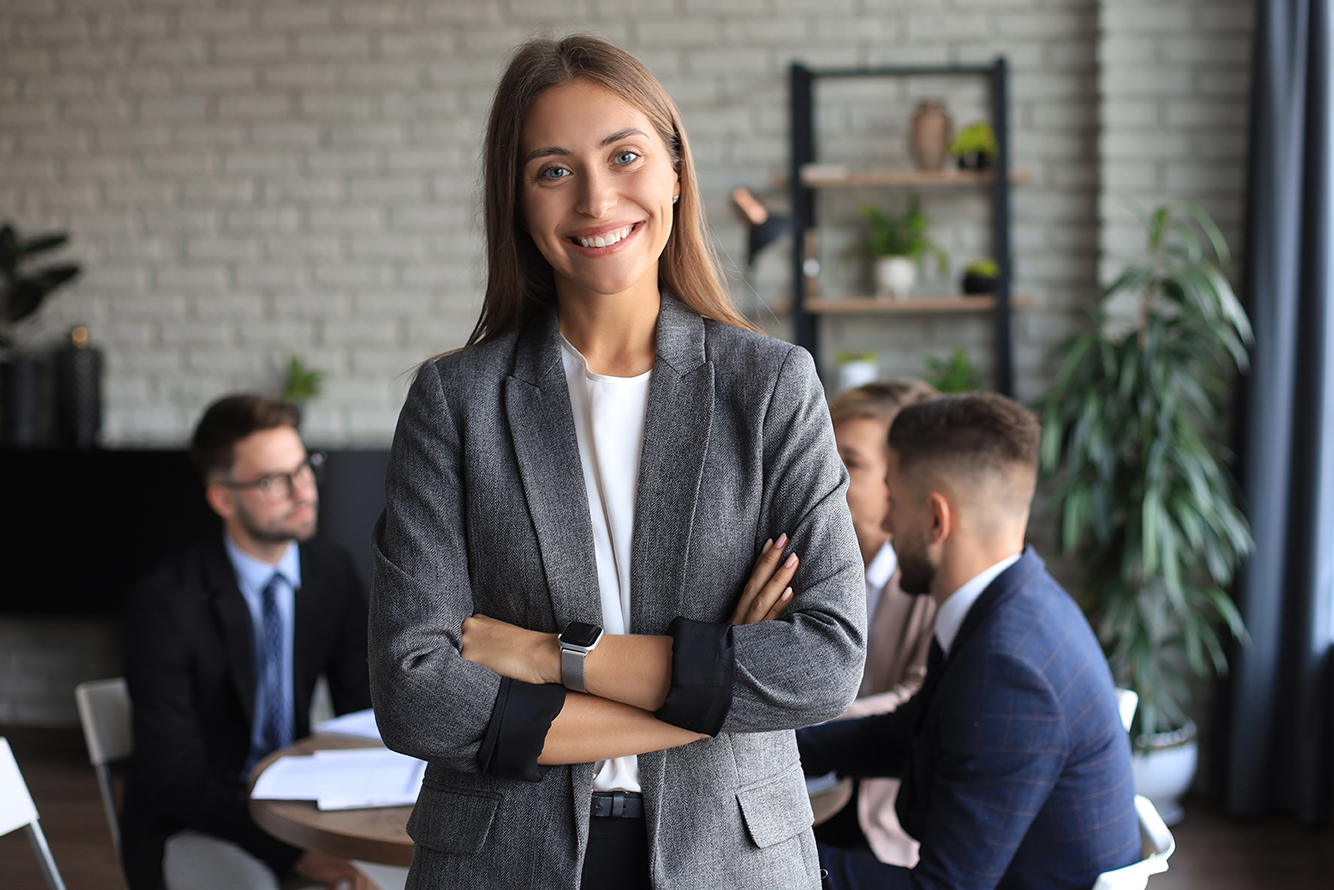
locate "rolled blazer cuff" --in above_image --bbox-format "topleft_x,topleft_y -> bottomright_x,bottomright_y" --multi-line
477,678 -> 566,782
654,617 -> 735,736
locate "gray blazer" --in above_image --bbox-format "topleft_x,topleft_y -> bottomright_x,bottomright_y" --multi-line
370,293 -> 866,889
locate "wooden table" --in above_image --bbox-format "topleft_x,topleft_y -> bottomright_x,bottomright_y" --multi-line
248,735 -> 415,867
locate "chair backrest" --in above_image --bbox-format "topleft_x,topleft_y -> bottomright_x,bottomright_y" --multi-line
75,678 -> 133,767
1115,688 -> 1139,734
0,736 -> 40,837
74,677 -> 132,864
1090,794 -> 1175,890
0,737 -> 69,890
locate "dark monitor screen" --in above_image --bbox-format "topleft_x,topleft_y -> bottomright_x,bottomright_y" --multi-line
0,449 -> 389,617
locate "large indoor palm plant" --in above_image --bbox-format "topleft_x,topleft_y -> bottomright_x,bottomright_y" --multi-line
1035,201 -> 1252,749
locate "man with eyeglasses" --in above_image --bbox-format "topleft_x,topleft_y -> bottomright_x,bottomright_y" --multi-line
121,394 -> 374,890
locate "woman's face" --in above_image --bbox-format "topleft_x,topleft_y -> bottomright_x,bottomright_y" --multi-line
518,78 -> 681,305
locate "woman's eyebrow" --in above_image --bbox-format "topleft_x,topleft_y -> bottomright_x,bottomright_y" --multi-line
522,128 -> 650,166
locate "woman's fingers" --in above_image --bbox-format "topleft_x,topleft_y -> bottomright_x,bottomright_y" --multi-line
731,535 -> 799,625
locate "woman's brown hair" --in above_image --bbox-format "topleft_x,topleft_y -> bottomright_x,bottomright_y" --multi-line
467,34 -> 755,347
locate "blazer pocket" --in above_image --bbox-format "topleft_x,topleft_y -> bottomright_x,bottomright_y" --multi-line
407,784 -> 502,855
735,762 -> 813,849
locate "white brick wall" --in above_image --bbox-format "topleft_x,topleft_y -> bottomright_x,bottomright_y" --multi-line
0,0 -> 1246,447
1098,0 -> 1254,281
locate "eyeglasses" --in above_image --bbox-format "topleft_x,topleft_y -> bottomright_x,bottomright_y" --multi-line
220,452 -> 326,504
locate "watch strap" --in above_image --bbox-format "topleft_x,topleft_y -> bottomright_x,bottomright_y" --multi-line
561,645 -> 589,693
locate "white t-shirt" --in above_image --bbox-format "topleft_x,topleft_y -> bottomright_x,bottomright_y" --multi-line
560,335 -> 652,793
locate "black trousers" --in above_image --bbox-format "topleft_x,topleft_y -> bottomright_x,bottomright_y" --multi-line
579,815 -> 650,890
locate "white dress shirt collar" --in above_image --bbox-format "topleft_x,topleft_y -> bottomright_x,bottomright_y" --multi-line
865,541 -> 897,590
933,551 -> 1022,655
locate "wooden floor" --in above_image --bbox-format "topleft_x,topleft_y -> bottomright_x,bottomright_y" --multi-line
3,725 -> 1331,890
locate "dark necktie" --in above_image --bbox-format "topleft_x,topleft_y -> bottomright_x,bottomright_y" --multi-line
258,573 -> 293,756
927,637 -> 945,676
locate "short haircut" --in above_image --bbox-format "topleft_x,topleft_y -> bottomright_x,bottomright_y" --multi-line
889,393 -> 1041,495
190,394 -> 301,481
830,378 -> 938,428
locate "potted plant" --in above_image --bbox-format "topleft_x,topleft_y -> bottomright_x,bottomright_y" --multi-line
1033,201 -> 1252,824
961,258 -> 998,294
951,121 -> 996,170
1,222 -> 83,445
859,198 -> 947,299
924,346 -> 983,393
836,350 -> 879,393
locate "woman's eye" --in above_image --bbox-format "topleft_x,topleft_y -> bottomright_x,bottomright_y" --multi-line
538,166 -> 569,181
613,150 -> 640,165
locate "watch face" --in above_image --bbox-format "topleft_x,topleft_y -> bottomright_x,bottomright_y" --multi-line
561,621 -> 603,648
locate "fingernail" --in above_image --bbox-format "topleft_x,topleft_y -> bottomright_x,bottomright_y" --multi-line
783,587 -> 793,599
774,533 -> 788,550
784,553 -> 798,568
763,538 -> 773,550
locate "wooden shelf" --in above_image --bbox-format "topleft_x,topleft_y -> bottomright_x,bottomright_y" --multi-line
762,295 -> 1034,315
771,168 -> 1033,189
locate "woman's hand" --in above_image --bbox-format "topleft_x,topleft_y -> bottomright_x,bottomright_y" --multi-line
460,614 -> 560,685
730,534 -> 800,625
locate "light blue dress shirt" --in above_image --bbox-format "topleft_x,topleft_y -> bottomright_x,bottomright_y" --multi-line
223,533 -> 300,770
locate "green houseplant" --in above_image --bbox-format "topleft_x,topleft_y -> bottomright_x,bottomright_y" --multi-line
950,121 -> 997,170
924,346 -> 983,393
1035,201 -> 1251,759
859,198 -> 947,298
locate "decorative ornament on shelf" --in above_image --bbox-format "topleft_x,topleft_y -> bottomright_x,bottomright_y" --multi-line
56,325 -> 102,448
951,121 -> 997,170
910,101 -> 951,172
857,198 -> 948,299
1034,199 -> 1253,824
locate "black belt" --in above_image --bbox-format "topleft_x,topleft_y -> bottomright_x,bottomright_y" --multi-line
590,790 -> 644,819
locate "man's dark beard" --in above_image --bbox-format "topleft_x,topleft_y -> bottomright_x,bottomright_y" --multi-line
895,536 -> 936,596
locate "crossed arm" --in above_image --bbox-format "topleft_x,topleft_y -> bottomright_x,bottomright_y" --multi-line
459,536 -> 801,765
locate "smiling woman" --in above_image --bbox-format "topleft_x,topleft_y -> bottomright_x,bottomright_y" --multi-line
368,35 -> 866,890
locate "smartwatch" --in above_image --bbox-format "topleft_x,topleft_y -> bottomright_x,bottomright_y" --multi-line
558,621 -> 604,693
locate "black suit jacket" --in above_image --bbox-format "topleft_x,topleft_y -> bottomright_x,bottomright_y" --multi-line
120,534 -> 371,890
800,549 -> 1140,890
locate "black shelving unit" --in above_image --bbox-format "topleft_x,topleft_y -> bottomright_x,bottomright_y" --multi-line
788,58 -> 1017,396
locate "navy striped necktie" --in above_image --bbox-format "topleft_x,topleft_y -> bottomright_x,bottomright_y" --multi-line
258,573 -> 293,756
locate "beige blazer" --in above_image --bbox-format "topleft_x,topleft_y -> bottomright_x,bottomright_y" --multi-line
841,560 -> 936,867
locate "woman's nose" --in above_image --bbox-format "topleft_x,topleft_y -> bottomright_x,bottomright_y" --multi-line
578,169 -> 615,218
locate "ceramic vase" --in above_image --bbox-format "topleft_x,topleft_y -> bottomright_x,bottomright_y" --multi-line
911,101 -> 951,171
1132,721 -> 1198,826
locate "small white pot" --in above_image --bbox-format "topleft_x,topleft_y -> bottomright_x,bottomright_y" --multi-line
1131,720 -> 1198,826
837,359 -> 879,393
874,256 -> 917,299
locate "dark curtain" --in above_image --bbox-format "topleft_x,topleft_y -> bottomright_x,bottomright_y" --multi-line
1224,0 -> 1334,827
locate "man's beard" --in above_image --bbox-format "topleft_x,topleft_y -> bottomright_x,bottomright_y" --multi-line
234,498 -> 318,545
895,528 -> 936,596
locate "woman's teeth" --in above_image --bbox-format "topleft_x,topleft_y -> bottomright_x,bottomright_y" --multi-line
576,226 -> 632,248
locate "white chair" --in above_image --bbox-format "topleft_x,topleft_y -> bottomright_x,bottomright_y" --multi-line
1091,687 -> 1173,889
74,677 -> 133,861
1091,794 -> 1176,890
1115,688 -> 1139,734
0,736 -> 69,890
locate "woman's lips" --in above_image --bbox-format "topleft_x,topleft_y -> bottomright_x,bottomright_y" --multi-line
564,221 -> 643,254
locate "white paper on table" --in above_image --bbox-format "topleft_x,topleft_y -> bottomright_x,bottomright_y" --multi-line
315,708 -> 383,742
251,747 -> 425,810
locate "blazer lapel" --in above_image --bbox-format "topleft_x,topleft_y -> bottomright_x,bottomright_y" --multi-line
205,536 -> 257,720
291,544 -> 318,738
504,307 -> 603,631
630,294 -> 713,634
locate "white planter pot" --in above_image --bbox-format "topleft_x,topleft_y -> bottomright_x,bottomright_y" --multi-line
1131,720 -> 1198,826
837,359 -> 879,393
874,256 -> 917,298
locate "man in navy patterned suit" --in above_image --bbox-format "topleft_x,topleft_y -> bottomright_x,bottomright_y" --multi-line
798,393 -> 1140,890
